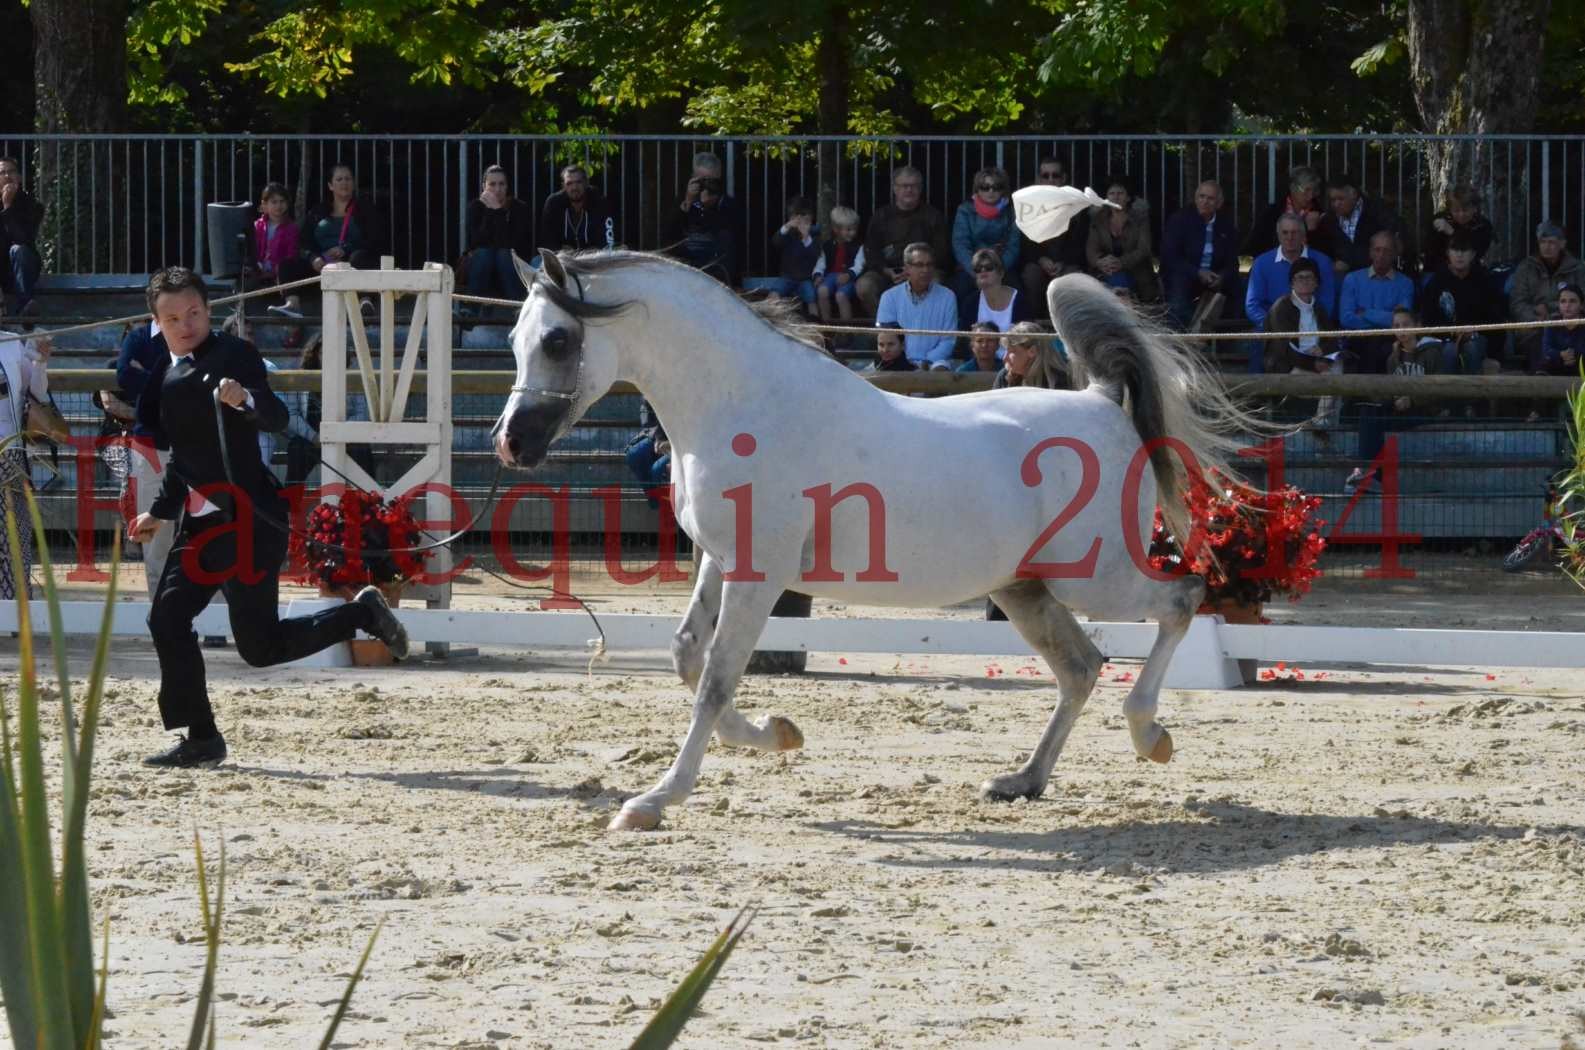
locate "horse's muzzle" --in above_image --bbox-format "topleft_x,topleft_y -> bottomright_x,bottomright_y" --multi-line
495,394 -> 572,469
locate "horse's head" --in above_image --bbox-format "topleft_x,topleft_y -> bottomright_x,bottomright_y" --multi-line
494,249 -> 621,469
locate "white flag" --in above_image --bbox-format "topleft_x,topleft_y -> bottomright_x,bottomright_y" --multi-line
1011,184 -> 1117,243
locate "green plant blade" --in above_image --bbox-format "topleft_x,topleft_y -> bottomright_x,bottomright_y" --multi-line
5,506 -> 74,1050
85,917 -> 110,1050
315,920 -> 383,1050
0,669 -> 40,1050
184,835 -> 225,1050
627,906 -> 756,1050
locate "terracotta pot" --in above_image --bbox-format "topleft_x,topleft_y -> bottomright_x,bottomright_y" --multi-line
1209,597 -> 1262,686
348,638 -> 396,667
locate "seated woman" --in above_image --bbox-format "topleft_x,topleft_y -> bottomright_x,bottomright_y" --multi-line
1528,282 -> 1585,421
959,247 -> 1024,334
251,182 -> 313,319
993,321 -> 1067,390
951,166 -> 1021,305
1264,257 -> 1346,429
1085,176 -> 1159,302
463,164 -> 534,302
303,163 -> 387,312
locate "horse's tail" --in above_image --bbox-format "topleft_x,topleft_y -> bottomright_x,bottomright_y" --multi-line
1046,273 -> 1275,541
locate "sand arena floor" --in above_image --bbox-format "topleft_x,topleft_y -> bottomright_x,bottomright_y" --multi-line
5,579 -> 1585,1049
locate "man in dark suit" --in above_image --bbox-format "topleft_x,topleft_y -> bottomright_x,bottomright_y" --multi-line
1160,180 -> 1241,331
128,267 -> 407,769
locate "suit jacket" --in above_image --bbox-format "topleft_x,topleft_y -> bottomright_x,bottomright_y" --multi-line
1159,207 -> 1239,291
134,331 -> 288,521
115,322 -> 168,438
1315,195 -> 1402,273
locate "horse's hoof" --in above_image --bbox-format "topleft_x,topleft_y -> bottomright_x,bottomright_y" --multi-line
979,774 -> 1042,802
768,716 -> 804,752
609,805 -> 663,832
1149,730 -> 1174,764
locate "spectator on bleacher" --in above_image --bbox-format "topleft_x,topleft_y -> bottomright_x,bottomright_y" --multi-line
1244,165 -> 1325,258
1535,283 -> 1584,376
115,319 -> 172,602
673,153 -> 742,284
993,322 -> 1067,390
249,183 -> 312,321
1019,158 -> 1088,304
813,206 -> 866,325
1422,184 -> 1493,276
1160,179 -> 1239,330
957,321 -> 1003,374
1244,214 -> 1337,370
743,197 -> 819,306
540,164 -> 616,253
875,241 -> 956,370
0,330 -> 49,599
0,156 -> 44,319
1509,221 -> 1583,372
624,401 -> 671,506
1347,306 -> 1442,489
667,175 -> 736,285
962,247 -> 1024,333
869,323 -> 916,373
305,164 -> 386,316
463,164 -> 534,303
1265,257 -> 1345,428
1420,235 -> 1504,404
1340,230 -> 1417,373
285,338 -> 322,487
952,166 -> 1021,305
1085,176 -> 1158,302
1317,173 -> 1403,277
858,166 -> 950,316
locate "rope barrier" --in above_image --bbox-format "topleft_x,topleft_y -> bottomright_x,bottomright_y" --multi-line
0,276 -> 324,344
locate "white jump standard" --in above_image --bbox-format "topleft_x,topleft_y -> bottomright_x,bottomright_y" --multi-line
494,249 -> 1265,830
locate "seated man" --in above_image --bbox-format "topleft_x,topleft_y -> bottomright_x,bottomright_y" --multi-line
1018,158 -> 1088,303
624,401 -> 671,507
956,321 -> 1002,373
1159,179 -> 1240,331
874,242 -> 957,370
1339,230 -> 1416,373
540,163 -> 617,252
1316,173 -> 1402,278
1509,221 -> 1584,371
1421,234 -> 1504,382
464,164 -> 534,301
1244,214 -> 1337,372
1348,306 -> 1441,489
0,156 -> 44,318
666,175 -> 737,285
857,166 -> 950,316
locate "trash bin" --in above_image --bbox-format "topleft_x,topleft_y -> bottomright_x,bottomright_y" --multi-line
206,201 -> 255,277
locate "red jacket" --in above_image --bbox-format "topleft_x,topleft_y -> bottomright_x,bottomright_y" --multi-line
253,216 -> 301,274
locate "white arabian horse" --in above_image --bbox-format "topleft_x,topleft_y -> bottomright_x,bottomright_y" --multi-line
495,250 -> 1262,831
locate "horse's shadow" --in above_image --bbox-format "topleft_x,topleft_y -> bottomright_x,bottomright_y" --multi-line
809,801 -> 1581,876
229,763 -> 583,802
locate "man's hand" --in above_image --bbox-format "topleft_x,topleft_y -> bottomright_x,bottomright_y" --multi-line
128,513 -> 163,544
217,377 -> 248,408
887,267 -> 904,284
683,178 -> 702,207
0,182 -> 15,210
1563,349 -> 1578,367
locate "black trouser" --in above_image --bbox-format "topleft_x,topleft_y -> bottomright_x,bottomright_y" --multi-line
149,508 -> 369,733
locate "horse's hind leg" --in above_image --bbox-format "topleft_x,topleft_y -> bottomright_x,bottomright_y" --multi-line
1121,575 -> 1205,764
980,579 -> 1104,802
612,575 -> 788,831
672,552 -> 802,752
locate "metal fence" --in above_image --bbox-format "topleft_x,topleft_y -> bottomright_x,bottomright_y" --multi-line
2,133 -> 1583,278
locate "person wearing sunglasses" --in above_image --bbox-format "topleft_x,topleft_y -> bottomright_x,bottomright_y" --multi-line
1019,157 -> 1088,303
961,248 -> 1025,335
951,166 -> 1021,309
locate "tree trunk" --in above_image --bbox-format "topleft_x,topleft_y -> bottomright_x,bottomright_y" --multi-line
814,6 -> 850,229
30,0 -> 129,272
1406,0 -> 1551,261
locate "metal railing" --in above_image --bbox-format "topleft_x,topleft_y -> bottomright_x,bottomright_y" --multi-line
1,133 -> 1582,278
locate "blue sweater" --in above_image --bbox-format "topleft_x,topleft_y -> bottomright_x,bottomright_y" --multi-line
115,322 -> 169,438
1245,247 -> 1337,328
1340,268 -> 1416,333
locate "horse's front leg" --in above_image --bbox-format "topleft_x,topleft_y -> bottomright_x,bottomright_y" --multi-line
672,549 -> 722,691
612,574 -> 789,831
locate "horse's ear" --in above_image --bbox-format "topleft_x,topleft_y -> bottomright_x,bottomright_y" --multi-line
538,249 -> 569,290
511,251 -> 537,296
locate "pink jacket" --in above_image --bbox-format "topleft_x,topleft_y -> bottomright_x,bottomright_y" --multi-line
253,216 -> 301,273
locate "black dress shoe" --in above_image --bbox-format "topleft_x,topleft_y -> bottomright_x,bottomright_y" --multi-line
143,734 -> 227,769
354,585 -> 409,659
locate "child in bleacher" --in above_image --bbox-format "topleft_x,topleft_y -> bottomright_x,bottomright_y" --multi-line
813,206 -> 866,324
869,323 -> 915,372
744,197 -> 821,308
254,182 -> 312,320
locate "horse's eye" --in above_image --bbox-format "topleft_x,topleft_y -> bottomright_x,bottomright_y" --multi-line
541,327 -> 571,358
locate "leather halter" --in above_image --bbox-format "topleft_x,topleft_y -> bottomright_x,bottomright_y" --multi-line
508,267 -> 586,402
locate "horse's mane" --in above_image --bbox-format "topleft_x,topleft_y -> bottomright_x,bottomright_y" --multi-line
548,250 -> 831,356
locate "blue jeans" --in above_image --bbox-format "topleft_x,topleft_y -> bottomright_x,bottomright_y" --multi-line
1439,334 -> 1487,375
625,436 -> 671,508
743,276 -> 816,305
464,248 -> 526,300
6,244 -> 41,311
